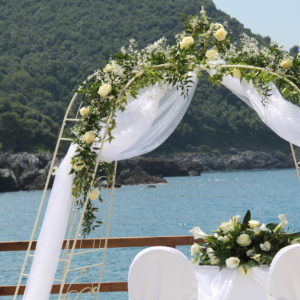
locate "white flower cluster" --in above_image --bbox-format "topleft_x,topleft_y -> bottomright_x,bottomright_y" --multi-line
190,212 -> 297,272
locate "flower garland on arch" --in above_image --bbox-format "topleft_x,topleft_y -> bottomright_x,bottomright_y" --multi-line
69,7 -> 300,236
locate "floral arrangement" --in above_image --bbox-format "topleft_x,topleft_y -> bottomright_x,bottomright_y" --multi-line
68,7 -> 300,235
190,210 -> 300,274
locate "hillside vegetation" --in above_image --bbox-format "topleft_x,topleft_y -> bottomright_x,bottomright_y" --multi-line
0,0 -> 295,153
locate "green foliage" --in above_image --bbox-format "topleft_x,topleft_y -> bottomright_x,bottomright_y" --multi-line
0,0 -> 295,153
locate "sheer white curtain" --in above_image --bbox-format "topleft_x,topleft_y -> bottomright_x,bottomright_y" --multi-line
222,75 -> 300,147
23,73 -> 198,299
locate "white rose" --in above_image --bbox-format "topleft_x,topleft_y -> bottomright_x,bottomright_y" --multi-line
214,28 -> 228,41
236,233 -> 252,247
226,257 -> 240,269
190,226 -> 208,239
248,220 -> 260,229
73,160 -> 85,172
83,131 -> 96,144
89,189 -> 100,201
104,64 -> 113,73
205,49 -> 219,60
246,249 -> 255,257
179,36 -> 194,49
232,69 -> 241,79
259,224 -> 271,232
210,256 -> 220,265
260,241 -> 271,251
206,247 -> 214,253
191,243 -> 201,256
79,106 -> 90,117
98,83 -> 112,98
280,58 -> 293,69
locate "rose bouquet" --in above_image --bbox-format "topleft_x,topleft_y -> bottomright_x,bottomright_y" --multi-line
190,210 -> 300,273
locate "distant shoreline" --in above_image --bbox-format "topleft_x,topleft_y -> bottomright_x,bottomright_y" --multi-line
0,150 -> 293,192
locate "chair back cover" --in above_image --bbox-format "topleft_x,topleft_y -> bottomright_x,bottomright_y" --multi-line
128,246 -> 198,300
267,244 -> 300,300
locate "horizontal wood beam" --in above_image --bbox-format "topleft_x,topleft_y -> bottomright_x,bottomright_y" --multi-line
0,281 -> 128,296
0,235 -> 203,252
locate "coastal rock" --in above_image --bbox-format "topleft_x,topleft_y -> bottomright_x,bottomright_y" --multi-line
0,168 -> 19,192
116,168 -> 167,185
118,157 -> 202,177
0,150 -> 294,191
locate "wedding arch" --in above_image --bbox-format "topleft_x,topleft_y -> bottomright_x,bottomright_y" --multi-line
14,8 -> 300,299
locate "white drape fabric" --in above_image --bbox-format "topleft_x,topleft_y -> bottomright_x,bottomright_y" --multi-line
23,75 -> 198,300
99,73 -> 198,161
267,244 -> 300,300
23,145 -> 77,299
222,75 -> 300,147
128,247 -> 198,300
195,265 -> 268,300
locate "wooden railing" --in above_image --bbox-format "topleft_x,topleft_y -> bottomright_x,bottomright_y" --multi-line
0,235 -> 202,296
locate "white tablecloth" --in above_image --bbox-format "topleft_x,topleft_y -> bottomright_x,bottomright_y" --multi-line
195,265 -> 269,300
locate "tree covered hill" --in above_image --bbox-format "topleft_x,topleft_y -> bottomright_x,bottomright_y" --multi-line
0,0 -> 293,153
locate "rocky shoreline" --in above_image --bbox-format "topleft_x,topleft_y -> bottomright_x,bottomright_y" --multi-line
0,150 -> 294,192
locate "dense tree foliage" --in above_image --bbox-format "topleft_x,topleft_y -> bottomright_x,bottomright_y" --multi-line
0,0 -> 295,153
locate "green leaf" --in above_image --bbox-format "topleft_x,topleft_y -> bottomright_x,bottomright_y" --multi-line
242,210 -> 251,229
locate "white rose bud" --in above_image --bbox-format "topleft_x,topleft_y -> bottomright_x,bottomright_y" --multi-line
214,28 -> 228,41
205,49 -> 219,60
83,131 -> 96,144
246,249 -> 255,257
239,265 -> 251,275
260,241 -> 271,251
73,160 -> 85,172
223,235 -> 230,243
190,257 -> 199,265
291,238 -> 300,245
236,233 -> 252,247
191,243 -> 201,256
280,58 -> 293,69
210,256 -> 220,265
79,106 -> 90,117
98,83 -> 112,98
179,36 -> 195,49
232,69 -> 241,79
248,220 -> 260,229
226,257 -> 240,268
89,189 -> 100,201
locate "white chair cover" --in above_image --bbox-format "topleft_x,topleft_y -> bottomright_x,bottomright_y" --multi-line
23,75 -> 198,300
267,244 -> 300,300
128,246 -> 198,300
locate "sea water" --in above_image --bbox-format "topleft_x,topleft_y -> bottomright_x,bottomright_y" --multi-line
1,169 -> 299,299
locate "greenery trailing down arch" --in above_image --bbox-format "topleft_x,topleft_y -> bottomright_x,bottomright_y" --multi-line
68,7 -> 300,235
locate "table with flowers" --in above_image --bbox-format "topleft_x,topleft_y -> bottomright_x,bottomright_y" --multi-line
189,211 -> 300,300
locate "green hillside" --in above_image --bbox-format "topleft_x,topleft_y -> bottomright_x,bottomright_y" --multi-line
0,0 -> 295,153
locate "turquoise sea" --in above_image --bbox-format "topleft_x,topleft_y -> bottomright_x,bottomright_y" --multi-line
1,169 -> 300,299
